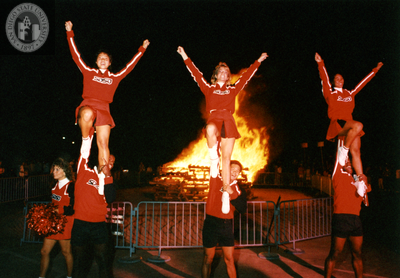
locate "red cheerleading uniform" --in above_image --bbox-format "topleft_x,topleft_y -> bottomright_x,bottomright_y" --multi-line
332,159 -> 363,216
184,58 -> 261,138
74,151 -> 115,223
47,179 -> 74,240
317,60 -> 380,141
206,174 -> 240,219
67,30 -> 147,128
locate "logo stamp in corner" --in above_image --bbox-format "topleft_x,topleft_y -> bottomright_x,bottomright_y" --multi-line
5,3 -> 49,53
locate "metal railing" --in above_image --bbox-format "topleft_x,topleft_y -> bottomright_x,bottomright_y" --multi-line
277,197 -> 333,251
21,197 -> 332,258
106,202 -> 135,256
0,175 -> 53,203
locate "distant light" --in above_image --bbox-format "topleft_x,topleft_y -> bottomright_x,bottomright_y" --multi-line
62,137 -> 66,140
72,141 -> 75,144
123,169 -> 129,173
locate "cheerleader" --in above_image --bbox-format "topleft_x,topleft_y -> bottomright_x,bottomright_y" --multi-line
65,21 -> 150,171
39,158 -> 75,278
315,52 -> 383,188
177,46 -> 267,197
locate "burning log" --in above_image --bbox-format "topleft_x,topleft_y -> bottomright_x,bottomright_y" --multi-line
151,164 -> 254,201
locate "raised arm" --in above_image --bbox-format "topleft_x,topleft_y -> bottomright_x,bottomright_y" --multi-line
112,40 -> 149,78
315,52 -> 333,98
177,46 -> 210,94
350,61 -> 384,96
233,53 -> 267,93
65,21 -> 92,73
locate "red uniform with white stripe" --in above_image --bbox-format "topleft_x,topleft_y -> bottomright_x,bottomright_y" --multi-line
332,138 -> 363,215
317,60 -> 379,141
66,30 -> 146,127
206,174 -> 240,219
47,179 -> 74,240
332,161 -> 363,216
74,155 -> 113,223
184,58 -> 260,138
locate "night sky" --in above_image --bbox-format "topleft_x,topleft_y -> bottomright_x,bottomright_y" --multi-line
1,0 -> 399,172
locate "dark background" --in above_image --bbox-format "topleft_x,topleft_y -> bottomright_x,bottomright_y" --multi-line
1,0 -> 399,174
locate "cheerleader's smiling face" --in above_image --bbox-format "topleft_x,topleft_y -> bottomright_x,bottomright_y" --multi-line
230,164 -> 241,183
334,74 -> 344,88
216,67 -> 230,84
53,166 -> 66,181
96,53 -> 111,70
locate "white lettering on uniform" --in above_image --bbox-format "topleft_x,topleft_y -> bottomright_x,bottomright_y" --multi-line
93,76 -> 113,85
213,89 -> 230,95
337,95 -> 352,102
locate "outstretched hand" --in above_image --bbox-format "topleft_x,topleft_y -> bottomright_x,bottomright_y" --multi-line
142,39 -> 150,49
65,21 -> 73,32
315,52 -> 322,62
177,46 -> 188,60
376,62 -> 384,70
258,52 -> 268,63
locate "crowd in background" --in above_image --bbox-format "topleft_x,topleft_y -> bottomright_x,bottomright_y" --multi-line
0,156 -> 398,192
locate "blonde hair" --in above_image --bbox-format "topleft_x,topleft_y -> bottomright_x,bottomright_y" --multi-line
211,62 -> 231,85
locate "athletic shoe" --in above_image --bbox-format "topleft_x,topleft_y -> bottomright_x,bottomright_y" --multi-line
337,146 -> 348,166
210,158 -> 220,178
222,191 -> 230,214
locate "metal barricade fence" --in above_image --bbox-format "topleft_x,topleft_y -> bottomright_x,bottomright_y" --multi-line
132,201 -> 279,257
106,202 -> 135,256
26,175 -> 53,201
0,177 -> 26,203
277,197 -> 333,251
134,202 -> 206,253
0,175 -> 53,203
21,198 -> 332,258
234,201 -> 277,247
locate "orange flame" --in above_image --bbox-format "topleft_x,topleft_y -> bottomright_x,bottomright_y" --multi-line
166,70 -> 269,182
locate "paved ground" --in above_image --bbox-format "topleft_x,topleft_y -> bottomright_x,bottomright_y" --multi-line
1,187 -> 399,277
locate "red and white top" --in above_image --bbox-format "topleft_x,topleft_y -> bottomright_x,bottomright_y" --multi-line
47,178 -> 74,240
67,30 -> 146,104
332,139 -> 363,215
206,174 -> 240,219
74,135 -> 114,223
317,60 -> 379,140
184,58 -> 261,114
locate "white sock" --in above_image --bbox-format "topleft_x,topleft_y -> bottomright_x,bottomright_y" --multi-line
81,135 -> 93,159
208,142 -> 220,178
208,141 -> 219,160
222,191 -> 230,214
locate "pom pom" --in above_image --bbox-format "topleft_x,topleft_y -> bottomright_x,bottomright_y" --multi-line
26,203 -> 68,237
